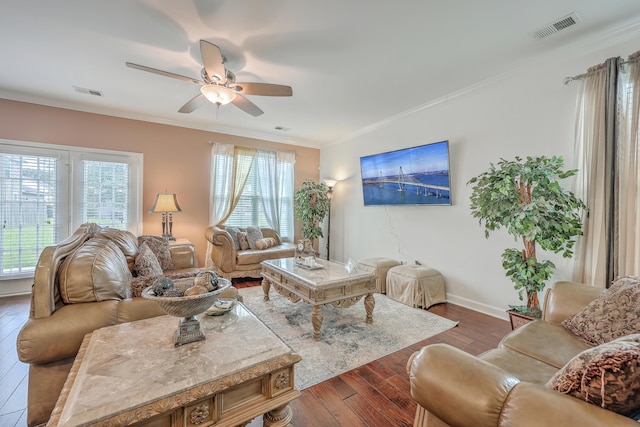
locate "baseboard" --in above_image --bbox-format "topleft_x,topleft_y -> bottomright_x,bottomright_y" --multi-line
0,291 -> 31,299
445,294 -> 509,321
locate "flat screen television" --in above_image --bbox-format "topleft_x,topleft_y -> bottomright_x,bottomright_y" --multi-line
359,140 -> 452,206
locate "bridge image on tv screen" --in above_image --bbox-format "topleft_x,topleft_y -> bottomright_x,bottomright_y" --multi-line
359,141 -> 451,206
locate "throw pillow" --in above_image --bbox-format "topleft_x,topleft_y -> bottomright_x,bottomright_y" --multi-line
562,276 -> 640,345
237,231 -> 250,250
134,242 -> 163,277
246,226 -> 264,250
255,237 -> 277,250
226,226 -> 241,250
137,235 -> 175,271
546,334 -> 640,416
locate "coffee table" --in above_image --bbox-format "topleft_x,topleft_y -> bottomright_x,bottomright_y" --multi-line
47,303 -> 301,427
261,258 -> 376,340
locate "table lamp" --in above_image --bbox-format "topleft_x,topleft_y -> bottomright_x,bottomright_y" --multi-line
149,192 -> 182,240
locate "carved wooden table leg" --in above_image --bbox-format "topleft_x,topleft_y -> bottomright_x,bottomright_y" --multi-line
364,293 -> 375,324
263,403 -> 294,427
262,278 -> 271,301
311,305 -> 324,340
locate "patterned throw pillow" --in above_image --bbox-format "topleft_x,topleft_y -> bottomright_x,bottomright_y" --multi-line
226,226 -> 241,250
546,334 -> 640,416
137,235 -> 175,271
236,231 -> 250,250
134,242 -> 163,277
246,226 -> 264,250
562,276 -> 640,345
254,237 -> 277,250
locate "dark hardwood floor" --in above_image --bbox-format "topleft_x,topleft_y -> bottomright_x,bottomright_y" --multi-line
0,288 -> 510,427
0,294 -> 30,427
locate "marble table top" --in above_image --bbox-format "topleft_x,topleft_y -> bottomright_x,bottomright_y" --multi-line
56,303 -> 299,426
262,258 -> 374,288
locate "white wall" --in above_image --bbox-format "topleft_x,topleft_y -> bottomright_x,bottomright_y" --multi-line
320,31 -> 640,320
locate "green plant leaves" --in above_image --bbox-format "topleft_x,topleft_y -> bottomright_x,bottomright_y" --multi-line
294,179 -> 330,241
468,155 -> 585,307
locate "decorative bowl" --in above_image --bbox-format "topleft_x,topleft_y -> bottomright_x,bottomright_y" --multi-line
142,277 -> 231,318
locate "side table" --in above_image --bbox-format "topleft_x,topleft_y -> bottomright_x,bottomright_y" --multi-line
169,238 -> 198,268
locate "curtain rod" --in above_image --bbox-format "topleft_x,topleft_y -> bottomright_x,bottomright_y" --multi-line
563,58 -> 632,85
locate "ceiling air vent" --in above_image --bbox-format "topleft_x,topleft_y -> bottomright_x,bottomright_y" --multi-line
73,86 -> 103,97
529,12 -> 582,39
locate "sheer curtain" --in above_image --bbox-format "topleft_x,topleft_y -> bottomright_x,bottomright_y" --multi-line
617,52 -> 640,276
572,63 -> 611,287
205,143 -> 256,268
255,150 -> 295,242
572,52 -> 640,285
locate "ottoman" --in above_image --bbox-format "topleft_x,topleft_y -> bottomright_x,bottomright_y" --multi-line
356,257 -> 401,293
386,264 -> 446,308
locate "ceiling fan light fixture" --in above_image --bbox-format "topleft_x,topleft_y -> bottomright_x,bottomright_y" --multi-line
200,84 -> 236,105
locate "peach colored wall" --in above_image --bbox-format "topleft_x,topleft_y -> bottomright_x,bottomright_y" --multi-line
0,98 -> 320,266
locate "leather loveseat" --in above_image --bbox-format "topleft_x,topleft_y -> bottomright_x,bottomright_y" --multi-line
408,280 -> 640,427
205,225 -> 295,279
16,223 -> 209,426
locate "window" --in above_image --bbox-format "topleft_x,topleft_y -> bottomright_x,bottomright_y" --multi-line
81,159 -> 129,229
0,140 -> 142,280
211,145 -> 294,242
225,161 -> 294,240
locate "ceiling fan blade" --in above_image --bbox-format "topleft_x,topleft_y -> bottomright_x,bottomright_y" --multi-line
200,40 -> 226,82
125,62 -> 202,84
178,93 -> 208,113
231,94 -> 264,116
232,82 -> 293,97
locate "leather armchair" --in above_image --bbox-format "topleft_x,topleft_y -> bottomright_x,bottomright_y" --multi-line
408,281 -> 638,427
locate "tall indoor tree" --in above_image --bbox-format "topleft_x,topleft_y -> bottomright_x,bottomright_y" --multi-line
294,179 -> 330,246
468,156 -> 586,314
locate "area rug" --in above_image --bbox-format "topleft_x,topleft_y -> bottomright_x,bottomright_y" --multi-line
238,286 -> 458,390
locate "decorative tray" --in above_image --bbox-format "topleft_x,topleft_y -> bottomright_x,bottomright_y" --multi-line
204,298 -> 237,316
296,262 -> 323,270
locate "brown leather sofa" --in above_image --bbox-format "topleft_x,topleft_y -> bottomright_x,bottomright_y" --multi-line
205,225 -> 295,279
17,224 -> 208,426
408,280 -> 639,427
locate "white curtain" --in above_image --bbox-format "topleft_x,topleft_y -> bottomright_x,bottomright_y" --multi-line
572,64 -> 610,287
275,151 -> 295,242
254,150 -> 295,242
205,143 -> 255,268
617,52 -> 640,276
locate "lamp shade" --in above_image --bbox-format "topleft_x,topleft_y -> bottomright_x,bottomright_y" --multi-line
149,193 -> 182,213
200,84 -> 237,105
323,179 -> 337,189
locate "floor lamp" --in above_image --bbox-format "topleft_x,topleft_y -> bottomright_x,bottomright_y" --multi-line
149,192 -> 182,240
323,179 -> 337,260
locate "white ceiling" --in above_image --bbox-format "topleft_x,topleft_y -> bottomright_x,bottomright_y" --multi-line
2,1 -> 640,148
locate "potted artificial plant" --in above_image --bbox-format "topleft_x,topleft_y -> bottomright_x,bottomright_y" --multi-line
294,179 -> 330,248
468,156 -> 585,318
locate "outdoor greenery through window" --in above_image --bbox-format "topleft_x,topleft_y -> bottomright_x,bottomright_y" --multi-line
0,140 -> 142,280
1,152 -> 58,278
82,160 -> 129,228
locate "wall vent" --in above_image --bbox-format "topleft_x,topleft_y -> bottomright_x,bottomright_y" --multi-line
73,86 -> 103,97
529,12 -> 582,39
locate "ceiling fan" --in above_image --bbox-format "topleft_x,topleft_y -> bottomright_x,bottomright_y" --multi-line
125,40 -> 292,117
